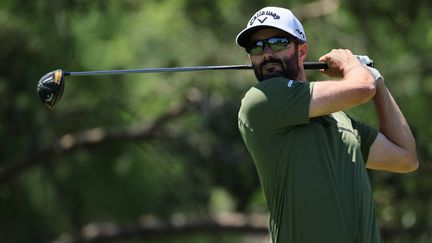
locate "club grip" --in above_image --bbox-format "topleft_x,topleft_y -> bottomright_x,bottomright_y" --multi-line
304,56 -> 374,70
304,62 -> 328,70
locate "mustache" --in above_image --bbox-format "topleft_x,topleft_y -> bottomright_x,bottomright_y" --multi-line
259,58 -> 283,70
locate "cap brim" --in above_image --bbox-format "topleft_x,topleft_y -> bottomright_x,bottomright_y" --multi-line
236,26 -> 272,48
236,25 -> 302,48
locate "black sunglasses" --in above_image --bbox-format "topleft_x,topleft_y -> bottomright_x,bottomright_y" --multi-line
246,37 -> 294,56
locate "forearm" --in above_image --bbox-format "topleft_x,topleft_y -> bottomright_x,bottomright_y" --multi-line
309,65 -> 375,118
373,80 -> 418,165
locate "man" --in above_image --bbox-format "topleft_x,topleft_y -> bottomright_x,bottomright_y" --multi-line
236,6 -> 419,243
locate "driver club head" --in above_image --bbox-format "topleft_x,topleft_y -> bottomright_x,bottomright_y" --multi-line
36,69 -> 65,109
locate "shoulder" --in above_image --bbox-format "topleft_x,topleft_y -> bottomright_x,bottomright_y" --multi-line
256,77 -> 307,90
239,78 -> 313,130
242,78 -> 311,102
240,78 -> 288,112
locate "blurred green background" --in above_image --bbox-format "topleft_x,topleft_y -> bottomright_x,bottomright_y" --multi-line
0,0 -> 431,242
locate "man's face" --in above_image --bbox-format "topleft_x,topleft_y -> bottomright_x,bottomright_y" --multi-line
248,28 -> 301,82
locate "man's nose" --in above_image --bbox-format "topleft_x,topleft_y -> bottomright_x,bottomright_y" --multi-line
262,44 -> 275,58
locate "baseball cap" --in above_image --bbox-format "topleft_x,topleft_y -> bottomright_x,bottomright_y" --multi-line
236,7 -> 306,48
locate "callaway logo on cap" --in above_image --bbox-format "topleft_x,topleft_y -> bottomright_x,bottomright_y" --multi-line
236,6 -> 306,48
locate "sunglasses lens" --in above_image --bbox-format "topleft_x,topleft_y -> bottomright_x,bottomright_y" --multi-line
247,38 -> 291,55
268,38 -> 290,52
246,41 -> 263,55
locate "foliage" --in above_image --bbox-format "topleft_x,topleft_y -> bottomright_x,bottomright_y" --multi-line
0,0 -> 431,242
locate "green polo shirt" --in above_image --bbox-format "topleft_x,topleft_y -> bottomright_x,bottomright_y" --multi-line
238,77 -> 382,243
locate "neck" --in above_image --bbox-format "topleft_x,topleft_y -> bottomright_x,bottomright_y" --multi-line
297,68 -> 307,81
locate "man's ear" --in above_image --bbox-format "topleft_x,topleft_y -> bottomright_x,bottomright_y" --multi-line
298,43 -> 308,61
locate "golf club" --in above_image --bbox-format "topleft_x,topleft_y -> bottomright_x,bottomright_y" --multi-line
37,56 -> 373,109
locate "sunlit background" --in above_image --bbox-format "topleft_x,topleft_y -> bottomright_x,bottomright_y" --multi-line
1,0 -> 431,242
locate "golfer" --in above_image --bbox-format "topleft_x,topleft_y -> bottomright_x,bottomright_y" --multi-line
237,6 -> 418,243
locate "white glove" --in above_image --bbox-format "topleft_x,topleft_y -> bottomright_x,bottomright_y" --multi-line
356,55 -> 374,67
365,66 -> 384,82
355,55 -> 383,82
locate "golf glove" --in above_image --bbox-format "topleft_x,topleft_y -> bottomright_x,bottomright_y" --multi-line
365,66 -> 384,82
355,55 -> 384,82
356,55 -> 374,67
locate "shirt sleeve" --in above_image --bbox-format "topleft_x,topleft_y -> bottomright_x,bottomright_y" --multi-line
238,77 -> 313,134
350,117 -> 379,162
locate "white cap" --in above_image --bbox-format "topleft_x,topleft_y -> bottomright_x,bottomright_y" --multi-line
236,7 -> 306,48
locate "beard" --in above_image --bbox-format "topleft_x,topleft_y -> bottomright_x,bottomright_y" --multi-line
252,48 -> 300,82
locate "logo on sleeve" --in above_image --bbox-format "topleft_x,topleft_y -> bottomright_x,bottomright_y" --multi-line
287,80 -> 294,88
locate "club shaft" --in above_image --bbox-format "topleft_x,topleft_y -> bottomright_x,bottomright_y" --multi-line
63,62 -> 328,77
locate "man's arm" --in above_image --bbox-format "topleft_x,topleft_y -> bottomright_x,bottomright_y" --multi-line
308,49 -> 376,118
308,49 -> 418,172
366,78 -> 419,173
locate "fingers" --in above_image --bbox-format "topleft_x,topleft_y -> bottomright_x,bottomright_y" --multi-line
319,49 -> 361,77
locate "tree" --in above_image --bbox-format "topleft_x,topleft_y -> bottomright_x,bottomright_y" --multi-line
0,0 -> 430,242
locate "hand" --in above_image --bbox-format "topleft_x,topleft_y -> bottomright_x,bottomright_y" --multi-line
319,49 -> 362,78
